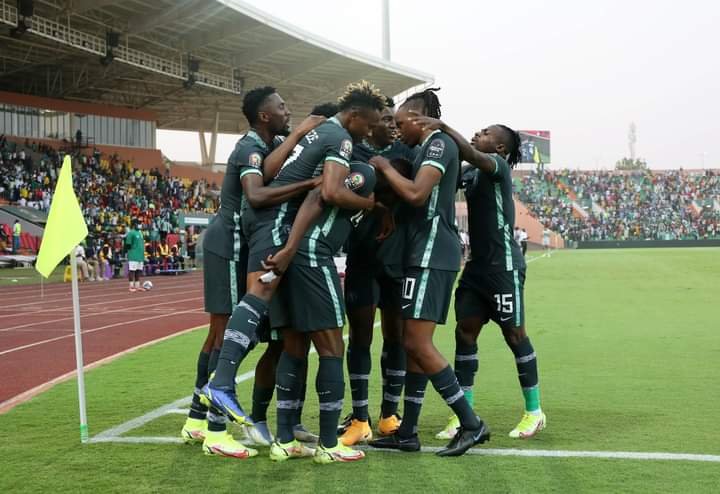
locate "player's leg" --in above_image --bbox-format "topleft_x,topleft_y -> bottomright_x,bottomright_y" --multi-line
207,242 -> 280,423
270,328 -> 316,461
338,304 -> 375,444
128,263 -> 136,292
310,328 -> 365,464
436,268 -> 488,439
377,274 -> 405,436
245,334 -> 282,446
498,269 -> 545,438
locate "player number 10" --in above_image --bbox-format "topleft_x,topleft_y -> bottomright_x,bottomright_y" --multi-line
494,293 -> 514,314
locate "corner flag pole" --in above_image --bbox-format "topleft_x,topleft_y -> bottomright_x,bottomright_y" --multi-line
70,251 -> 89,443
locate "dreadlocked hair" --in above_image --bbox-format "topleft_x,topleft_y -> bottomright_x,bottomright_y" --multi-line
384,95 -> 395,108
337,80 -> 386,112
497,124 -> 522,167
242,86 -> 277,125
402,87 -> 441,118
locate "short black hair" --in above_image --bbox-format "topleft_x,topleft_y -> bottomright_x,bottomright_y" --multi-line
496,124 -> 522,167
401,87 -> 441,118
337,80 -> 386,112
242,86 -> 277,126
384,96 -> 395,108
310,102 -> 339,118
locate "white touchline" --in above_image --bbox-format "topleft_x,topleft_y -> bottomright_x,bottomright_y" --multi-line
88,318 -> 720,464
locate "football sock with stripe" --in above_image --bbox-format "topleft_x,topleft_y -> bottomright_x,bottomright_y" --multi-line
317,356 -> 344,448
397,372 -> 428,438
211,294 -> 266,389
189,351 -> 210,420
509,337 -> 541,413
347,343 -> 371,421
275,352 -> 303,443
380,341 -> 406,418
429,365 -> 480,430
454,334 -> 478,408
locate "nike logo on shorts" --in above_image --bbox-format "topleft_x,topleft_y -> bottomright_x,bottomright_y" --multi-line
402,304 -> 411,310
248,319 -> 258,326
500,316 -> 513,322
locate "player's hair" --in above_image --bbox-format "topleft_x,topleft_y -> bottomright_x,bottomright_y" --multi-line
384,95 -> 395,108
401,87 -> 441,118
242,86 -> 277,126
310,102 -> 339,118
337,80 -> 386,112
496,124 -> 522,167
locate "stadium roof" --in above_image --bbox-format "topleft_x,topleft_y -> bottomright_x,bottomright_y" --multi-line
0,0 -> 433,134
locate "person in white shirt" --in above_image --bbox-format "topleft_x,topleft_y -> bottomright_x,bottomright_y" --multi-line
74,244 -> 95,281
520,229 -> 529,256
542,228 -> 552,257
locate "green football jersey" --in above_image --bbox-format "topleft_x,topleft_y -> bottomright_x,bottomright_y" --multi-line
253,117 -> 354,245
124,229 -> 145,262
204,130 -> 279,259
294,162 -> 376,267
346,140 -> 418,274
404,130 -> 462,271
461,155 -> 525,272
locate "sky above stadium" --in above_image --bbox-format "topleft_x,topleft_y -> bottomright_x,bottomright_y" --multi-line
158,0 -> 719,169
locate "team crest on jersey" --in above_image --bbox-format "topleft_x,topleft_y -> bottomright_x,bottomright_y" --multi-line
428,139 -> 445,159
339,139 -> 353,160
248,152 -> 263,169
345,172 -> 365,191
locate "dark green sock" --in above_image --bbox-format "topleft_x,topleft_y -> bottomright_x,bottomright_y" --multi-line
347,343 -> 371,421
397,372 -> 428,438
276,352 -> 303,443
251,385 -> 274,423
429,365 -> 480,430
317,357 -> 344,448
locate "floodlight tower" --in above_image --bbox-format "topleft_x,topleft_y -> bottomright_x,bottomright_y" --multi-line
628,122 -> 637,161
382,0 -> 390,60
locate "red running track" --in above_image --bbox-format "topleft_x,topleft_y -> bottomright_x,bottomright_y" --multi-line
0,272 -> 207,412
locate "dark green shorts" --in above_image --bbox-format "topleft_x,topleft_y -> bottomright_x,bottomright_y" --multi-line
345,263 -> 402,312
400,267 -> 457,324
455,262 -> 526,330
246,221 -> 287,273
203,247 -> 247,315
271,263 -> 345,332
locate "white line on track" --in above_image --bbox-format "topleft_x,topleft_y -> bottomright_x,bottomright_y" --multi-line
0,295 -> 202,333
0,276 -> 201,309
0,306 -> 203,356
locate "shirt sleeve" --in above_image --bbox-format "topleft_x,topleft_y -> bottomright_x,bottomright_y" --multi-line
485,154 -> 511,182
324,131 -> 353,168
420,134 -> 455,175
235,146 -> 265,179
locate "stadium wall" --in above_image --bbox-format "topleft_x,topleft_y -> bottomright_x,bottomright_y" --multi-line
577,240 -> 720,249
0,91 -> 157,121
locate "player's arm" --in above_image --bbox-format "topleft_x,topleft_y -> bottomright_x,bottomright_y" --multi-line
411,116 -> 497,174
241,172 -> 320,209
262,187 -> 325,275
369,156 -> 441,207
262,115 -> 326,181
321,161 -> 375,210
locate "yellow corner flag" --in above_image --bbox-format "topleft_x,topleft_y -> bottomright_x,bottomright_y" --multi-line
36,155 -> 88,278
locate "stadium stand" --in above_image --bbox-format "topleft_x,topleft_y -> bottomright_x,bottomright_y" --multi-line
516,169 -> 720,242
0,135 -> 216,275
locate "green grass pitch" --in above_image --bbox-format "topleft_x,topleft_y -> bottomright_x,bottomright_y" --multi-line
1,248 -> 719,493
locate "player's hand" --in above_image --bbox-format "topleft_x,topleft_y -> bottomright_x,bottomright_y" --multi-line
375,203 -> 395,241
311,175 -> 323,188
369,155 -> 391,172
294,115 -> 326,136
410,116 -> 443,132
262,249 -> 292,276
363,192 -> 376,211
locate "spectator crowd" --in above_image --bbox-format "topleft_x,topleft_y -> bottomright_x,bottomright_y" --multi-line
0,136 -> 213,276
517,169 -> 720,242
